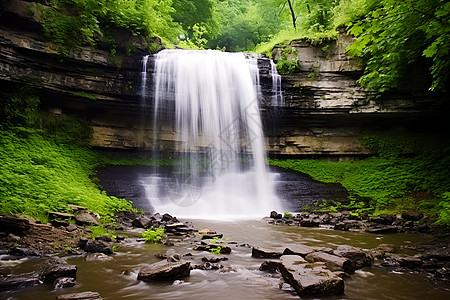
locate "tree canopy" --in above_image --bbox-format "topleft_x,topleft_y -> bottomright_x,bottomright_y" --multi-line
34,0 -> 449,93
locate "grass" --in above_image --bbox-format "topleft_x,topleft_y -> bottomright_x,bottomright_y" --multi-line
268,135 -> 450,225
0,127 -> 134,223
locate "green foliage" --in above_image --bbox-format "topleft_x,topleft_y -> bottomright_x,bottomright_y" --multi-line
0,126 -> 133,223
72,91 -> 97,101
276,44 -> 300,75
283,212 -> 292,218
209,245 -> 222,255
142,227 -> 165,243
269,135 -> 450,225
346,0 -> 450,92
90,225 -> 116,239
0,86 -> 40,128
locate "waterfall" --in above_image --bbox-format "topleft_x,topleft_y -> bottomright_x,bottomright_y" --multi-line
142,49 -> 283,219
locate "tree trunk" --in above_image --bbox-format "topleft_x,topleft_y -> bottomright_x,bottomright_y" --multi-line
287,0 -> 296,29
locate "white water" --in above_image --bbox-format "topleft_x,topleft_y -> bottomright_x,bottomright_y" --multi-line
142,49 -> 283,219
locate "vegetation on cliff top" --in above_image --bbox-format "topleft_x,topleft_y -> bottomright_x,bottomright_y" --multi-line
269,135 -> 450,225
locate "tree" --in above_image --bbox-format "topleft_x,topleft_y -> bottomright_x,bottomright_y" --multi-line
347,0 -> 450,92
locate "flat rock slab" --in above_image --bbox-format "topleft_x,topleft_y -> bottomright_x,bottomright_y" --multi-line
278,255 -> 344,297
305,251 -> 355,274
0,273 -> 41,291
138,260 -> 191,281
252,247 -> 284,259
38,257 -> 77,283
56,291 -> 102,300
283,244 -> 316,257
0,214 -> 30,235
75,212 -> 99,225
333,245 -> 372,269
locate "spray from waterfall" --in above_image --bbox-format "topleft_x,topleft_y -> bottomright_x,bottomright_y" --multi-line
141,49 -> 283,219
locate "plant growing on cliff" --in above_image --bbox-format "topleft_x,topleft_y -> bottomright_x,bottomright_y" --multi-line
142,227 -> 165,243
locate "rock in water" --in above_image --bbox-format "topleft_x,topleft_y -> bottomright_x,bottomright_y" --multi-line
277,255 -> 344,297
305,251 -> 355,274
252,247 -> 284,258
138,261 -> 191,281
38,257 -> 77,283
56,291 -> 102,300
333,245 -> 372,269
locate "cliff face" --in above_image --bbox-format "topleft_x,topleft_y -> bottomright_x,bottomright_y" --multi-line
1,1 -> 447,158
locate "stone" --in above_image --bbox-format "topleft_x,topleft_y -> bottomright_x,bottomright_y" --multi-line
305,251 -> 355,274
0,273 -> 41,291
52,219 -> 70,227
53,277 -> 76,289
132,215 -> 152,228
56,291 -> 103,300
366,226 -> 398,234
283,244 -> 315,257
259,260 -> 281,272
66,224 -> 78,232
48,212 -> 75,220
83,239 -> 113,254
270,211 -> 282,219
0,214 -> 30,235
401,210 -> 424,221
75,212 -> 99,225
197,262 -> 221,270
9,247 -> 40,257
199,228 -> 216,235
333,245 -> 372,269
137,261 -> 191,281
277,255 -> 344,297
69,205 -> 88,212
201,233 -> 223,240
252,247 -> 284,259
201,256 -> 228,263
95,235 -> 113,243
162,213 -> 177,222
38,257 -> 77,283
370,244 -> 397,259
369,215 -> 395,225
398,256 -> 422,269
333,222 -> 350,231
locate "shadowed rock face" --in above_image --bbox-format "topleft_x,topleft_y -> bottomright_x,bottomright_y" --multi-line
137,260 -> 191,281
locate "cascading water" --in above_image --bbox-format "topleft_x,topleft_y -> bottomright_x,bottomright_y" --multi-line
141,49 -> 283,219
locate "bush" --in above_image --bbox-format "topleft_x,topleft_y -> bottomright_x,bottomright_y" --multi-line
142,227 -> 165,243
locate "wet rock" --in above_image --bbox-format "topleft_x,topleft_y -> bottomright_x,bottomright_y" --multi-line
95,235 -> 113,243
137,260 -> 191,281
201,256 -> 229,263
83,239 -> 113,254
198,228 -> 216,235
401,210 -> 424,221
0,214 -> 30,235
53,277 -> 76,289
369,215 -> 395,225
75,211 -> 99,226
162,213 -> 178,223
132,215 -> 152,228
85,253 -> 112,262
333,222 -> 350,231
370,244 -> 397,259
252,247 -> 284,259
398,256 -> 422,269
305,252 -> 355,274
38,257 -> 77,283
299,218 -> 320,227
270,211 -> 282,219
277,255 -> 344,297
52,220 -> 70,227
259,260 -> 281,272
197,262 -> 221,270
0,273 -> 41,291
219,266 -> 236,273
366,225 -> 398,234
283,244 -> 315,257
201,233 -> 223,240
333,245 -> 372,269
9,247 -> 40,257
56,291 -> 103,300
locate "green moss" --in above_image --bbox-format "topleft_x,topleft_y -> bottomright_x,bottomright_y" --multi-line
72,92 -> 97,101
269,135 -> 450,225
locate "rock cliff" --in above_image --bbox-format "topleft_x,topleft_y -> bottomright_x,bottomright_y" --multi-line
1,1 -> 447,157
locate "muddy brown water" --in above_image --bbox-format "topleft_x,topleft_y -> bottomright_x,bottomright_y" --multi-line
2,219 -> 450,300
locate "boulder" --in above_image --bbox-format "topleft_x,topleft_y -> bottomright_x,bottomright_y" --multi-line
277,255 -> 344,296
0,214 -> 30,235
252,247 -> 284,259
283,244 -> 315,257
369,215 -> 395,225
270,211 -> 282,219
401,210 -> 424,221
259,260 -> 281,272
201,256 -> 228,263
305,251 -> 355,274
56,291 -> 103,300
333,245 -> 372,269
9,247 -> 40,257
53,277 -> 76,289
299,218 -> 320,227
83,239 -> 113,254
75,212 -> 99,225
0,273 -> 41,291
132,215 -> 152,228
66,223 -> 78,232
137,260 -> 191,281
38,257 -> 77,283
